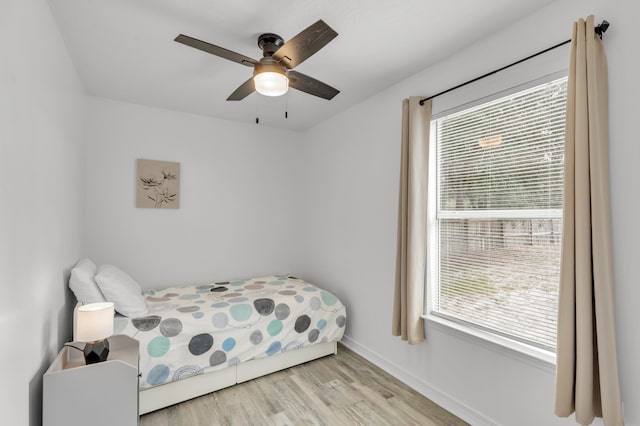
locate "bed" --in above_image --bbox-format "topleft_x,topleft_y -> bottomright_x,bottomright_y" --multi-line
70,265 -> 346,415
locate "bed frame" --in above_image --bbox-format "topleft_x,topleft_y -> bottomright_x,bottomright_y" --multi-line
73,304 -> 338,415
139,341 -> 337,414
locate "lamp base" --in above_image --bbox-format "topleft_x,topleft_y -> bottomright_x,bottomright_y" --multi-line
83,338 -> 110,364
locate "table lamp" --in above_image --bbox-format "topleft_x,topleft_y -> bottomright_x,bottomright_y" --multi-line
76,302 -> 114,364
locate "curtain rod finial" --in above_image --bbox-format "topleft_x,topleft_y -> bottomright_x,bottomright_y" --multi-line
596,20 -> 610,39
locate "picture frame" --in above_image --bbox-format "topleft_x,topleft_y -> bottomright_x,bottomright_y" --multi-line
136,159 -> 180,209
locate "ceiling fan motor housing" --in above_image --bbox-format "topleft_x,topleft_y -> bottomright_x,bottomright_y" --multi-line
257,33 -> 284,57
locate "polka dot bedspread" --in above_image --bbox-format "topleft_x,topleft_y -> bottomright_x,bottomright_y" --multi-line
113,275 -> 346,389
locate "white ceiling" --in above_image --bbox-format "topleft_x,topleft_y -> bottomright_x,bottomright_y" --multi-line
47,0 -> 556,131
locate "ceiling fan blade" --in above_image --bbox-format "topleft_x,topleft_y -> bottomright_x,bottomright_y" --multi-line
288,70 -> 339,100
272,20 -> 338,69
175,34 -> 258,67
227,78 -> 256,101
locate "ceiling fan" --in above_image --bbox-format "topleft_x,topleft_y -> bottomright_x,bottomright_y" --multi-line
175,20 -> 340,101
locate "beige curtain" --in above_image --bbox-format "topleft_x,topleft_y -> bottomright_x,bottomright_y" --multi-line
555,15 -> 623,426
392,97 -> 431,344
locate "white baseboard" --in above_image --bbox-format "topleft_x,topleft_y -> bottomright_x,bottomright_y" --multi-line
340,335 -> 498,426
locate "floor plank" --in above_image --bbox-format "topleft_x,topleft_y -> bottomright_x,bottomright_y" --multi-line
140,344 -> 468,426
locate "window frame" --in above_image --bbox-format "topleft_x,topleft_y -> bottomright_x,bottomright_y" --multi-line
423,70 -> 569,366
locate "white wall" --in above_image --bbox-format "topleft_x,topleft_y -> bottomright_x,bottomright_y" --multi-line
84,98 -> 303,288
298,0 -> 639,425
0,1 -> 86,425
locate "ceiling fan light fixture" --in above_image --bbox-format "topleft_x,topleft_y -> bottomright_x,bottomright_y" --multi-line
254,71 -> 288,97
253,62 -> 288,97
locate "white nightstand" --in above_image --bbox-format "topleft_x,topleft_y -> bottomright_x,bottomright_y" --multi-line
43,334 -> 140,426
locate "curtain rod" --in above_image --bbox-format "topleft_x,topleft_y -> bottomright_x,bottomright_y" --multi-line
419,20 -> 610,106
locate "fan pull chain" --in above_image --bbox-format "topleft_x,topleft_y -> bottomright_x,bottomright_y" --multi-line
255,96 -> 260,124
285,92 -> 288,119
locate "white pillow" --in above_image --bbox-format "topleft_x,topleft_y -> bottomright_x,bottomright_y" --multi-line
95,264 -> 148,318
69,258 -> 106,304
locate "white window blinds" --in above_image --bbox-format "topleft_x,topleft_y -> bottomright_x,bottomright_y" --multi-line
432,77 -> 567,351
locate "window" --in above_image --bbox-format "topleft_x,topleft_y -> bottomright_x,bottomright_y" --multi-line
428,77 -> 567,352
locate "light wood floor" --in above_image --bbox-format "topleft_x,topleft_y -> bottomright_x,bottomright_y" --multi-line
140,344 -> 468,426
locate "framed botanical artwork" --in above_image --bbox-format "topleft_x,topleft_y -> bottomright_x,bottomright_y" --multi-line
136,159 -> 180,209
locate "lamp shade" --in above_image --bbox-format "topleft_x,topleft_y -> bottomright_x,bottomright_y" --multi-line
76,302 -> 114,342
254,72 -> 289,97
